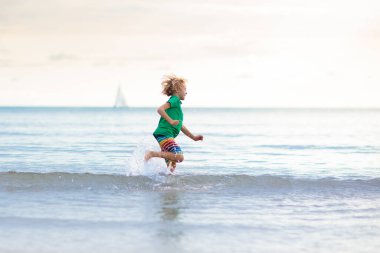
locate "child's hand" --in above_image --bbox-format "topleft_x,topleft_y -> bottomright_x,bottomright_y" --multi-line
193,135 -> 204,141
170,120 -> 180,126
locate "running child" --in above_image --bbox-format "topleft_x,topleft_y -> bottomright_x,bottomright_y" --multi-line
144,74 -> 203,173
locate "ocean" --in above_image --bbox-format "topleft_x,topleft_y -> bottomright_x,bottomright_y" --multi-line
1,107 -> 380,253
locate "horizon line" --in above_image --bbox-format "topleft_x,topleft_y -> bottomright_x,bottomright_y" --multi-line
0,105 -> 380,110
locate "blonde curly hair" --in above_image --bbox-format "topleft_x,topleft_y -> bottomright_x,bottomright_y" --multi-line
161,74 -> 187,96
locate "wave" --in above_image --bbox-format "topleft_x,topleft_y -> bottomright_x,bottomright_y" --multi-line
1,171 -> 380,194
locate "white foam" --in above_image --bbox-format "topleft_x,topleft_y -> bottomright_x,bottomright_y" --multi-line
126,137 -> 167,176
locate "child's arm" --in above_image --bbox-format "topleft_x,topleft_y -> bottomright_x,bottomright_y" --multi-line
181,125 -> 203,141
157,103 -> 179,126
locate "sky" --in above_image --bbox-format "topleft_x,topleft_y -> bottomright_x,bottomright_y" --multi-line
0,0 -> 379,107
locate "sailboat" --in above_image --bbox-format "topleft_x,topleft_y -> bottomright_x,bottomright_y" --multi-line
114,85 -> 128,108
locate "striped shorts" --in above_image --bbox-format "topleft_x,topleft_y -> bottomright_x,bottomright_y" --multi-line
153,135 -> 183,154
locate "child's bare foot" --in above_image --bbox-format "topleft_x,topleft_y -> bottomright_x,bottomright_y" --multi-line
144,151 -> 154,161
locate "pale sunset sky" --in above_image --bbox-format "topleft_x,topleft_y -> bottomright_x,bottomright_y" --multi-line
0,0 -> 379,107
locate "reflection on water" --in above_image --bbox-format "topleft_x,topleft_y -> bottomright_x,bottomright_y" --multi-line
160,191 -> 181,221
156,191 -> 185,252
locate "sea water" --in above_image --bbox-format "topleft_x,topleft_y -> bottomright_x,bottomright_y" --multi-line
0,107 -> 379,253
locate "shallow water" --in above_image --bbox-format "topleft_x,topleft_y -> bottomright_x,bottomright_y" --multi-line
1,107 -> 380,252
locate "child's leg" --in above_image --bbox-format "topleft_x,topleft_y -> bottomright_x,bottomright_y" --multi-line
145,151 -> 184,163
167,161 -> 176,173
148,135 -> 183,173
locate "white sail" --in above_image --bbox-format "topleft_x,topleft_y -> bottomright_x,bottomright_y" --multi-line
114,85 -> 127,108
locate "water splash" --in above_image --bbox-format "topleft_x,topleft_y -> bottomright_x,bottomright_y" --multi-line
127,137 -> 167,176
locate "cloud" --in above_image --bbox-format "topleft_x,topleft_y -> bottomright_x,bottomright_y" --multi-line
0,58 -> 11,67
0,48 -> 10,66
49,53 -> 78,62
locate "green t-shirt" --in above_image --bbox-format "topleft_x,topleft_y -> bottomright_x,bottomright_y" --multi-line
153,96 -> 183,138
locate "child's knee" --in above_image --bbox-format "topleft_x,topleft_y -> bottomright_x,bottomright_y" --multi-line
176,154 -> 184,163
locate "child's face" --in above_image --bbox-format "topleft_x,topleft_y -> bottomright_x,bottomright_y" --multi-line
178,85 -> 187,100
